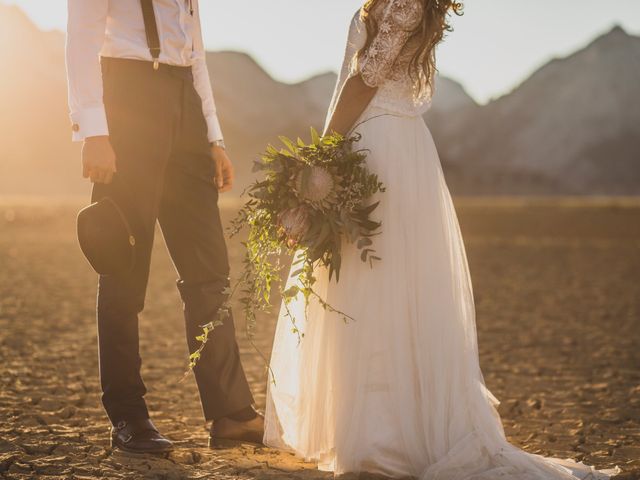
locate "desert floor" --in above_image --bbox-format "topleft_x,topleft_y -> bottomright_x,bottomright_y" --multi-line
0,197 -> 638,480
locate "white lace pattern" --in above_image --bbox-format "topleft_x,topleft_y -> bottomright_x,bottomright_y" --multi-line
359,0 -> 424,88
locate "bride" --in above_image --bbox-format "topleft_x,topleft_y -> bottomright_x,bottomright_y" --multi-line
263,0 -> 618,479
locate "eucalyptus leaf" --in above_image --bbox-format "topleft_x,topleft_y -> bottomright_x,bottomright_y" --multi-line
283,285 -> 300,298
357,237 -> 373,249
359,201 -> 380,216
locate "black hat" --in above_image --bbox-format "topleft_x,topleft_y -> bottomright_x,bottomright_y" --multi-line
77,197 -> 136,276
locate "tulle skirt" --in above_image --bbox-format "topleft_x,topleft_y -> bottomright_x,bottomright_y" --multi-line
264,109 -> 618,480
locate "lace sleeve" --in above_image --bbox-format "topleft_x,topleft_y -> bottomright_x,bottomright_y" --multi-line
358,0 -> 423,88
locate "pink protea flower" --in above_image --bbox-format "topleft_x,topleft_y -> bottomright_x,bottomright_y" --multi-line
295,166 -> 335,203
278,206 -> 311,246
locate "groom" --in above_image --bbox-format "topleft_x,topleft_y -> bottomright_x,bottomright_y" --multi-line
66,0 -> 262,453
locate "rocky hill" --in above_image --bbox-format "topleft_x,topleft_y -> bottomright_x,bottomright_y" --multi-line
0,4 -> 637,196
437,26 -> 640,194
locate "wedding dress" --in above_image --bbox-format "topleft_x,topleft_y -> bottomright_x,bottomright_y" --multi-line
264,1 -> 618,478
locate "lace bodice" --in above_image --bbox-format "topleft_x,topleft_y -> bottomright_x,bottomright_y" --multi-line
326,0 -> 432,125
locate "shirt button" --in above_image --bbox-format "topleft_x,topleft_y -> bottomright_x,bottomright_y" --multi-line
72,124 -> 80,132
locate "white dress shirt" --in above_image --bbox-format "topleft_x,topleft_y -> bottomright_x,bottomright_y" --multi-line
66,0 -> 223,143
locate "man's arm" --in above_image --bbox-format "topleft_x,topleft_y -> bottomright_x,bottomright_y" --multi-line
66,0 -> 116,183
66,0 -> 109,141
66,0 -> 116,184
192,4 -> 234,193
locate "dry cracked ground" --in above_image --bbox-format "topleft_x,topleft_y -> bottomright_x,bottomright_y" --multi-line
0,197 -> 638,480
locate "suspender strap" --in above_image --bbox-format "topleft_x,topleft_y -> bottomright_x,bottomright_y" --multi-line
140,0 -> 161,70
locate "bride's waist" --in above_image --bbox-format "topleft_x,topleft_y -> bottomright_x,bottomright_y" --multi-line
366,100 -> 431,119
367,84 -> 432,118
359,105 -> 427,125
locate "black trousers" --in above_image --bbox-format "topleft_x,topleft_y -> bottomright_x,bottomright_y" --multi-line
93,57 -> 253,423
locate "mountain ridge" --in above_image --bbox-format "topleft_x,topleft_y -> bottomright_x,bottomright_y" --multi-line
433,25 -> 640,194
0,5 -> 637,196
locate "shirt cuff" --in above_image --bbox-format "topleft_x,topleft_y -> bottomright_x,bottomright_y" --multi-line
70,106 -> 109,142
205,114 -> 224,143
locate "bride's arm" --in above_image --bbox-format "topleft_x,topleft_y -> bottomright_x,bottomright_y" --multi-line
324,75 -> 378,136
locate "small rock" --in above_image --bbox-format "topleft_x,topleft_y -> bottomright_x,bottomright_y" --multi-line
52,444 -> 78,455
21,416 -> 42,427
614,445 -> 640,459
32,460 -> 71,476
234,457 -> 265,470
571,436 -> 586,447
21,442 -> 58,455
58,405 -> 77,419
72,465 -> 103,477
8,461 -> 32,474
38,399 -> 64,411
0,452 -> 21,473
35,414 -> 51,425
526,398 -> 542,410
169,450 -> 197,465
591,449 -> 613,458
587,382 -> 609,392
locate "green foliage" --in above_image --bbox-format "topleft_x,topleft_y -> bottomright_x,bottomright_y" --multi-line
186,128 -> 385,374
180,317 -> 224,383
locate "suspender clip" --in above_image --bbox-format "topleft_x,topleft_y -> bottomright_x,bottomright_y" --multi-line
140,0 -> 162,72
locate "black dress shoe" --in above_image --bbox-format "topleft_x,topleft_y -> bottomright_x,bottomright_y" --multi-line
111,418 -> 173,454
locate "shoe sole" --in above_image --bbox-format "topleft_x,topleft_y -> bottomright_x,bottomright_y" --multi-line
208,437 -> 263,450
111,439 -> 174,455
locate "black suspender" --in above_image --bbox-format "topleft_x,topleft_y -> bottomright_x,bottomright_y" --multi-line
140,0 -> 161,70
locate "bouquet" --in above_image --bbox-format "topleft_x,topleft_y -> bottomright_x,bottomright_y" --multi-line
186,129 -> 385,373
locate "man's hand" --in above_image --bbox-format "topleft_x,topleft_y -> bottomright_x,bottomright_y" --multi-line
82,136 -> 117,184
212,145 -> 234,193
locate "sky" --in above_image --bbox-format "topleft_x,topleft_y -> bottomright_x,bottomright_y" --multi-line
4,0 -> 640,103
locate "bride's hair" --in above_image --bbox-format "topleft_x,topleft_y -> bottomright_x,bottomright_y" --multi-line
359,0 -> 463,96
